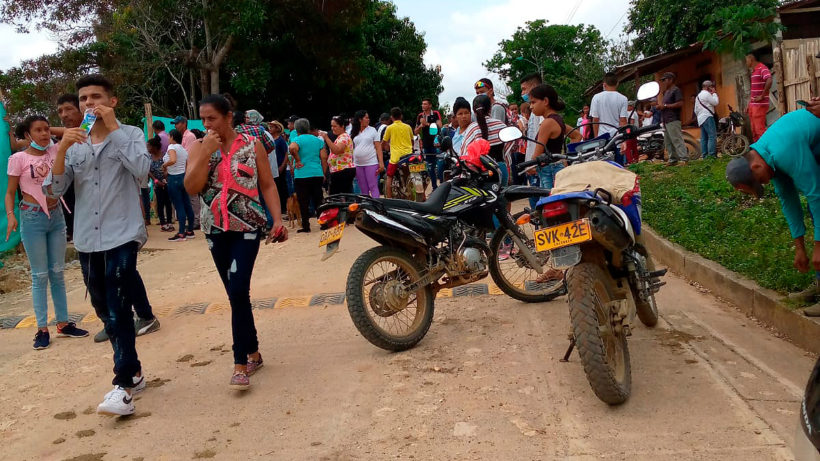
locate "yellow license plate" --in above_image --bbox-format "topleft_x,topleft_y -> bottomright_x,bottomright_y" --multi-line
534,219 -> 592,252
319,223 -> 345,247
409,163 -> 426,173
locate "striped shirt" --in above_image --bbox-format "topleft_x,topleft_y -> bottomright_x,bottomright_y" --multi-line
460,117 -> 515,162
750,62 -> 772,108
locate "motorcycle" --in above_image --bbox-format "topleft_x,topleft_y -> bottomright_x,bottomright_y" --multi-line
316,137 -> 563,351
497,80 -> 667,405
797,357 -> 820,460
636,127 -> 701,161
717,105 -> 750,158
389,137 -> 430,202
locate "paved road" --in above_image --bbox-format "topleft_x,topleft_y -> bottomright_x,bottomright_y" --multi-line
0,220 -> 815,460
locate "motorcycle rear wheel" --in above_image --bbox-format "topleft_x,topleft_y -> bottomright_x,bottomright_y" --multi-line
567,262 -> 632,405
488,221 -> 565,303
722,134 -> 750,158
346,246 -> 435,351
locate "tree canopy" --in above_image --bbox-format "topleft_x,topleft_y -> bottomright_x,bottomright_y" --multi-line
625,0 -> 783,57
0,0 -> 443,127
485,20 -> 622,118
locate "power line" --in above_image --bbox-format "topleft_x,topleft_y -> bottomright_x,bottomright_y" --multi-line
565,0 -> 582,24
606,9 -> 628,39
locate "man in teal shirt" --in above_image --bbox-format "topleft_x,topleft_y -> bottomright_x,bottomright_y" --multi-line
727,108 -> 820,315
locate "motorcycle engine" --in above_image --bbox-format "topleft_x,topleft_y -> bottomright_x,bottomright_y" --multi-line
458,246 -> 488,273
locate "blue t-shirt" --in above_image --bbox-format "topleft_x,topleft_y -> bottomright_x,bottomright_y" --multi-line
752,109 -> 820,239
274,136 -> 288,168
293,134 -> 325,179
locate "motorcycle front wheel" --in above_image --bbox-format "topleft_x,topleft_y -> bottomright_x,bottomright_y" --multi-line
346,246 -> 435,351
567,262 -> 631,405
488,214 -> 566,303
722,134 -> 750,158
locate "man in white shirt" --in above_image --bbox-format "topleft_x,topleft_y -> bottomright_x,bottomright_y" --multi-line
589,72 -> 628,164
694,80 -> 719,158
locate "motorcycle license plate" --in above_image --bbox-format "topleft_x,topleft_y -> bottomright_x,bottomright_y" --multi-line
534,219 -> 592,252
319,223 -> 345,247
409,163 -> 427,173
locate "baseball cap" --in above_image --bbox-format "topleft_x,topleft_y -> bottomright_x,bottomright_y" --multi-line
172,116 -> 187,124
661,72 -> 676,80
726,157 -> 764,198
287,115 -> 299,123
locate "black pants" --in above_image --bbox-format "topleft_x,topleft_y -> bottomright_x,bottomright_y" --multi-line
206,231 -> 261,365
294,176 -> 324,230
329,168 -> 356,195
155,185 -> 173,225
79,241 -> 143,388
274,172 -> 289,214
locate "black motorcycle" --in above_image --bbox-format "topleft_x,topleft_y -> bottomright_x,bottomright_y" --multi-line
316,137 -> 562,351
717,105 -> 750,158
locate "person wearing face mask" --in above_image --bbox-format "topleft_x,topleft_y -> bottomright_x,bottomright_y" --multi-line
5,115 -> 89,350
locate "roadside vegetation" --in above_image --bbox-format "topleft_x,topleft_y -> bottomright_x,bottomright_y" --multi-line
631,159 -> 814,294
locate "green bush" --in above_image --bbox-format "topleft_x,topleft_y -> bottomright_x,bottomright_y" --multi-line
631,158 -> 814,294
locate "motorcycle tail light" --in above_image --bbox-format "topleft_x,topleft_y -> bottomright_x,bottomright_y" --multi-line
348,203 -> 360,213
541,201 -> 568,218
318,208 -> 339,225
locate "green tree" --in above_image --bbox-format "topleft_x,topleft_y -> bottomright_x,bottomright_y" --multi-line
485,20 -> 610,116
699,4 -> 785,58
625,0 -> 782,56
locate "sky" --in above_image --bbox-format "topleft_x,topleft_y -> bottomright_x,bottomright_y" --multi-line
0,0 -> 631,107
391,0 -> 632,108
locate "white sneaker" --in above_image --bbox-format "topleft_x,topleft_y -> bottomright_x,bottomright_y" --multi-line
97,386 -> 135,416
103,374 -> 146,400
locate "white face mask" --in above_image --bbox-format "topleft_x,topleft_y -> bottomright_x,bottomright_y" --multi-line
28,138 -> 54,151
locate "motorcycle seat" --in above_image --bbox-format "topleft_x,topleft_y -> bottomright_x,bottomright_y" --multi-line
376,182 -> 451,215
502,185 -> 551,202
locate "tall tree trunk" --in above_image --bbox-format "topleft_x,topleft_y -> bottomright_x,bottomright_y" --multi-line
210,70 -> 220,95
188,68 -> 197,119
199,69 -> 210,98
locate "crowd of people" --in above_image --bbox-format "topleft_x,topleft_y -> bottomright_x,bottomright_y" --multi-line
3,49 -> 819,418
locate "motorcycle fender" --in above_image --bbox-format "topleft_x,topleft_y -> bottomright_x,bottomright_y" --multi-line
607,205 -> 636,244
411,174 -> 425,193
549,245 -> 582,269
360,210 -> 427,246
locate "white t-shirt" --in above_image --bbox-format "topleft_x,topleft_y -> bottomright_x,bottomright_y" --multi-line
589,91 -> 628,137
164,143 -> 188,176
353,126 -> 380,166
525,114 -> 543,160
694,89 -> 719,126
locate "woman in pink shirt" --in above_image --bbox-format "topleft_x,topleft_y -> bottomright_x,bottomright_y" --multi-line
4,115 -> 88,350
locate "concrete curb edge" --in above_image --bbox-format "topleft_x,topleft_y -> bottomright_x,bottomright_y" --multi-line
643,225 -> 820,354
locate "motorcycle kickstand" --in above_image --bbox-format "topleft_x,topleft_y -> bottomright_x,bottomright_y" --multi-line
559,337 -> 576,363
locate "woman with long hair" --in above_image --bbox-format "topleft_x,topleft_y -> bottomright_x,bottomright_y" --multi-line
319,116 -> 356,195
163,129 -> 195,241
4,115 -> 88,349
349,110 -> 384,197
185,94 -> 287,390
528,83 -> 581,282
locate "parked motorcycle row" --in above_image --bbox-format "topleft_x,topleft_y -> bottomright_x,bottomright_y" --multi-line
315,81 -> 668,406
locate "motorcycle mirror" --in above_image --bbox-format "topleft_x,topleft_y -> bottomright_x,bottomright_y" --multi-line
637,81 -> 660,102
498,126 -> 523,143
439,135 -> 452,152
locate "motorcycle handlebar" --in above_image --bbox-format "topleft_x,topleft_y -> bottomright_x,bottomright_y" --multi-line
635,124 -> 661,135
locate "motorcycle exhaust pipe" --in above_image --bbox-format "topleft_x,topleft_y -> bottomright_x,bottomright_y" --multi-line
587,207 -> 631,254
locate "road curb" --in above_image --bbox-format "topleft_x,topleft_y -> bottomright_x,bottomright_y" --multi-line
643,225 -> 820,354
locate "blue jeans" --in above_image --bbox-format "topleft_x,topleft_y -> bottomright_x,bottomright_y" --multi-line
612,145 -> 624,166
538,162 -> 564,189
497,160 -> 509,187
700,116 -> 717,158
424,148 -> 439,189
527,174 -> 541,210
19,203 -> 68,328
79,241 -> 142,388
167,173 -> 195,233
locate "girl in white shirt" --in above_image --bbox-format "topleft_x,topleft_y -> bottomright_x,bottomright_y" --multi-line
163,129 -> 195,241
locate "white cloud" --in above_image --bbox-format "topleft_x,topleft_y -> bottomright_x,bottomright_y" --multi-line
393,0 -> 631,109
0,24 -> 58,71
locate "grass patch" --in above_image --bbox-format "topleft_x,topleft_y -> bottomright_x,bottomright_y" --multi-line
630,158 -> 813,294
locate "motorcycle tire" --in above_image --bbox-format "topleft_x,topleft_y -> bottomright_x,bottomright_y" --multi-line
567,262 -> 631,405
346,246 -> 435,351
632,245 -> 659,327
722,134 -> 750,158
683,133 -> 701,160
488,223 -> 565,303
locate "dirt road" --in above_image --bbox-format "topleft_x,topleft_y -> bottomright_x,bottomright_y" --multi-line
0,221 -> 815,460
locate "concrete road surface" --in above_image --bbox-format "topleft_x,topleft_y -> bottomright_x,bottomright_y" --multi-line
0,220 -> 815,460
